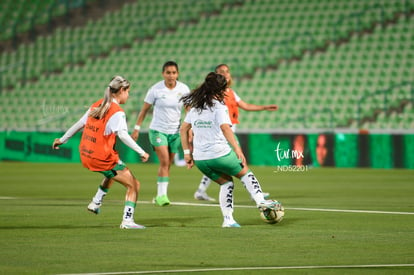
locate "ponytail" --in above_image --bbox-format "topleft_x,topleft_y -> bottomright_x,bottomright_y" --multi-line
89,76 -> 130,119
89,87 -> 112,119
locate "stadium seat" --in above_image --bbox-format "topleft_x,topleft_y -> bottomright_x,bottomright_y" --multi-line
1,0 -> 413,131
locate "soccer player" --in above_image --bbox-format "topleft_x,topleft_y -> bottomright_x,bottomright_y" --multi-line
131,61 -> 191,206
52,76 -> 149,229
194,64 -> 278,201
180,72 -> 279,227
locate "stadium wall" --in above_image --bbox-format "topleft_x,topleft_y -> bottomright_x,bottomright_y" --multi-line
0,131 -> 413,169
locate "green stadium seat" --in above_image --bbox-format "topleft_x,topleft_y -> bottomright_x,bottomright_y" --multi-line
1,0 -> 412,131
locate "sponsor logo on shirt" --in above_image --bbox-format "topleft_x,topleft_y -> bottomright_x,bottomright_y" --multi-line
194,120 -> 212,128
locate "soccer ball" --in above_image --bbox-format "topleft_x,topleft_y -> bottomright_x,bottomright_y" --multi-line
259,200 -> 284,224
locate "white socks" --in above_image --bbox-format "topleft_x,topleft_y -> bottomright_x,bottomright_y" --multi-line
123,201 -> 136,221
219,182 -> 237,224
157,177 -> 169,197
219,173 -> 265,226
197,175 -> 212,193
92,186 -> 108,204
241,172 -> 265,205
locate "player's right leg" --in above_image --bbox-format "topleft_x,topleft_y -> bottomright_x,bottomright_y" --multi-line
149,130 -> 173,206
153,145 -> 172,206
88,162 -> 125,214
234,165 -> 277,211
87,177 -> 112,214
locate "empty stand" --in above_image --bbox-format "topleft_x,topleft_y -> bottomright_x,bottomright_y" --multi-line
0,0 -> 413,131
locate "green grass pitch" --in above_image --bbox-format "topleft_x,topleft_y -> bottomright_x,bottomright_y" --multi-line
0,162 -> 413,274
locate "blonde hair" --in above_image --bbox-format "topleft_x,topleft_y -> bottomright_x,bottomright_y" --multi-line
89,76 -> 130,119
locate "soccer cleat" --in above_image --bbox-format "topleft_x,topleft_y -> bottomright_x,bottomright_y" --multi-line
257,200 -> 279,211
250,192 -> 270,201
154,195 -> 170,206
222,222 -> 241,228
87,201 -> 101,214
120,220 -> 146,229
222,216 -> 240,228
194,191 -> 216,201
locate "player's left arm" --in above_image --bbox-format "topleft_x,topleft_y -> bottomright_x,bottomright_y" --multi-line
237,100 -> 278,111
111,112 -> 149,162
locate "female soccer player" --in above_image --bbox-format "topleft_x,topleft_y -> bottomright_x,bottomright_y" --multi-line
193,64 -> 277,201
131,61 -> 190,206
180,72 -> 278,227
52,76 -> 149,229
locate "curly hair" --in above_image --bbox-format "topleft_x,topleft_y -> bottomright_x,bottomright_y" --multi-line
181,72 -> 227,112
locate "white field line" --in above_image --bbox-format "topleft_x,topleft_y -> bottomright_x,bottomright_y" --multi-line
149,201 -> 414,215
57,263 -> 414,275
0,196 -> 18,199
287,207 -> 414,215
3,197 -> 411,274
2,197 -> 413,215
